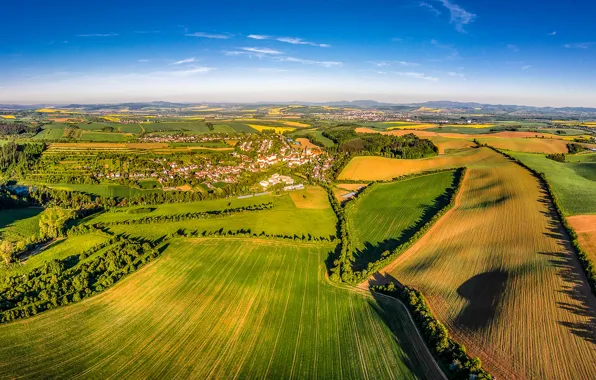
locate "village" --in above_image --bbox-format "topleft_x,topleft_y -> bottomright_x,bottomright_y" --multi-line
94,133 -> 332,191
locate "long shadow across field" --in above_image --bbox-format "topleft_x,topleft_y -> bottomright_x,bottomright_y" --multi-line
352,169 -> 463,272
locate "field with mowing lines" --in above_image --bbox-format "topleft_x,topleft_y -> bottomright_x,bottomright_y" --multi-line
371,150 -> 596,379
339,147 -> 493,181
477,137 -> 569,153
32,128 -> 65,140
0,239 -> 443,379
510,152 -> 596,215
78,131 -> 133,142
345,171 -> 455,269
94,191 -> 338,240
568,215 -> 596,262
288,186 -> 329,209
0,207 -> 43,243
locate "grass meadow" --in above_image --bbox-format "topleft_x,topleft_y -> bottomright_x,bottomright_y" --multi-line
0,238 -> 443,379
97,188 -> 337,239
0,207 -> 43,243
369,151 -> 596,379
345,171 -> 455,270
510,152 -> 596,215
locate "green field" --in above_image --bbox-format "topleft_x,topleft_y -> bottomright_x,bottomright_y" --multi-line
40,183 -> 163,198
0,207 -> 43,243
94,191 -> 338,240
291,129 -> 335,147
78,131 -> 132,142
510,152 -> 596,215
0,233 -> 109,276
428,126 -> 496,134
345,171 -> 455,269
0,238 -> 442,379
32,128 -> 65,140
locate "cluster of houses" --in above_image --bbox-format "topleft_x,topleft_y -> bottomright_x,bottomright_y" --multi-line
259,173 -> 295,189
93,134 -> 332,190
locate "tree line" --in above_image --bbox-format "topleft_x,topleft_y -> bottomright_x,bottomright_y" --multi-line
169,227 -> 336,242
371,283 -> 492,379
0,234 -> 162,323
96,202 -> 275,226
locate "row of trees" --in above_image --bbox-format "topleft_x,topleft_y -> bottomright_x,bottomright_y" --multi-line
97,202 -> 275,226
371,283 -> 492,379
169,227 -> 336,242
546,153 -> 566,162
0,235 -> 161,323
567,143 -> 587,154
0,142 -> 45,176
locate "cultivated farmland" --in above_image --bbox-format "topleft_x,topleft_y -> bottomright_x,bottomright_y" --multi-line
568,215 -> 596,261
345,171 -> 455,269
510,152 -> 596,215
369,150 -> 596,379
0,239 -> 443,379
339,147 -> 494,181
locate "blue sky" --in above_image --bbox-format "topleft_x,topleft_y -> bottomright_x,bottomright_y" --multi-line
1,0 -> 596,106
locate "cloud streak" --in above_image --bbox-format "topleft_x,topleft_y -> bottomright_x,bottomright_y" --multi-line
564,42 -> 594,49
248,34 -> 330,47
368,60 -> 420,67
242,47 -> 283,55
275,56 -> 342,68
171,57 -> 196,65
420,2 -> 441,16
185,32 -> 230,39
436,0 -> 476,32
393,71 -> 438,81
77,33 -> 118,37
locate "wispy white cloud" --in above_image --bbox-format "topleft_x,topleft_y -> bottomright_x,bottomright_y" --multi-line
138,59 -> 150,63
436,0 -> 476,33
393,71 -> 438,81
368,61 -> 420,67
248,34 -> 330,47
548,31 -> 557,36
134,30 -> 160,34
564,42 -> 594,49
448,71 -> 464,77
77,33 -> 118,37
420,2 -> 441,16
150,66 -> 216,76
521,65 -> 532,70
429,39 -> 460,60
242,47 -> 283,55
507,44 -> 519,52
185,32 -> 230,39
171,57 -> 196,65
275,56 -> 342,68
247,34 -> 270,40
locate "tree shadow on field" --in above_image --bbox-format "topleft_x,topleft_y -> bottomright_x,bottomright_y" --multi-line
534,181 -> 596,346
352,169 -> 463,272
454,270 -> 509,332
365,272 -> 435,378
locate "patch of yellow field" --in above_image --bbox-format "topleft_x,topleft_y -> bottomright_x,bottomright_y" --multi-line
477,137 -> 569,154
283,121 -> 310,127
225,139 -> 238,146
296,138 -> 321,151
1,115 -> 16,119
103,116 -> 121,122
336,183 -> 367,191
288,186 -> 330,209
35,108 -> 58,113
339,147 -> 493,181
568,215 -> 596,262
175,185 -> 193,192
192,108 -> 224,112
248,124 -> 295,134
268,107 -> 284,115
443,124 -> 496,128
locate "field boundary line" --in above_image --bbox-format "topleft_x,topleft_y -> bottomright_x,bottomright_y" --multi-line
323,272 -> 447,380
